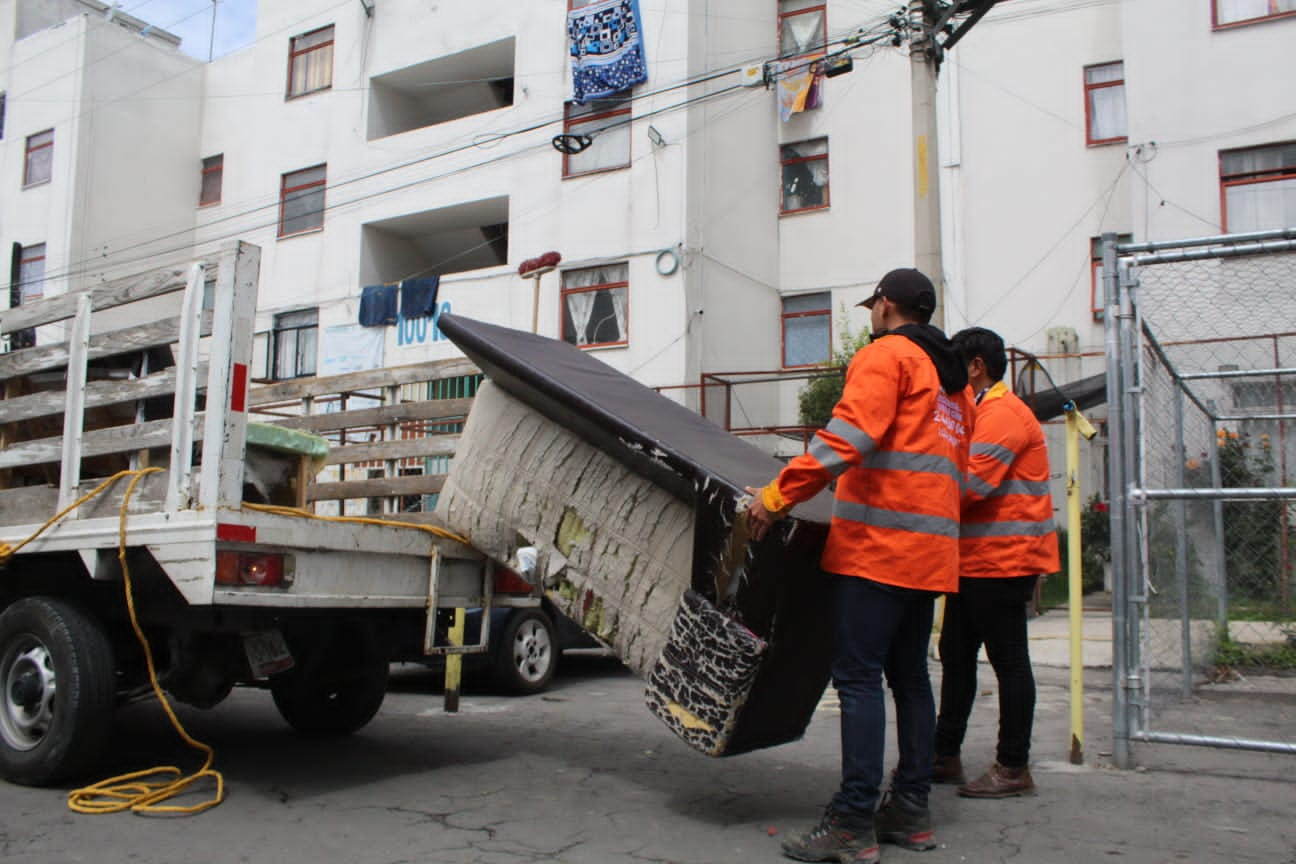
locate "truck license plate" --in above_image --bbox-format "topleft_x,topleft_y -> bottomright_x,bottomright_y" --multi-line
243,630 -> 295,678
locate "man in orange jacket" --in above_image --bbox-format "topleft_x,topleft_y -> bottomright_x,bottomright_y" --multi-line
746,268 -> 973,864
933,327 -> 1060,798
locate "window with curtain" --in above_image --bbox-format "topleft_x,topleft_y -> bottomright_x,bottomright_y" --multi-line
1220,142 -> 1296,234
279,164 -> 327,237
1084,62 -> 1126,146
24,129 -> 53,187
1214,0 -> 1296,26
562,97 -> 632,177
271,308 -> 319,379
287,25 -> 334,98
17,243 -> 46,303
781,138 -> 829,214
779,0 -> 826,58
562,263 -> 628,348
200,154 -> 223,206
782,292 -> 831,367
1089,234 -> 1133,321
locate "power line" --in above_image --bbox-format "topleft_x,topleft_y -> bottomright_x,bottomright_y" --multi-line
14,10 -> 905,293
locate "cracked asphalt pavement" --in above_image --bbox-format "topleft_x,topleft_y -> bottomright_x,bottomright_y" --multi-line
2,657 -> 1292,863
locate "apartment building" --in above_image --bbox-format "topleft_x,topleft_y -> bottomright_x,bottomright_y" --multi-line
1,0 -> 1292,464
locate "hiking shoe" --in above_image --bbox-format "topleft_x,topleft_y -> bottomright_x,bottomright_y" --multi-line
781,806 -> 876,863
958,762 -> 1036,799
875,790 -> 937,851
932,753 -> 967,785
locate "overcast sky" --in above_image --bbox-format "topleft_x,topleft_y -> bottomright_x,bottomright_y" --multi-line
119,0 -> 258,61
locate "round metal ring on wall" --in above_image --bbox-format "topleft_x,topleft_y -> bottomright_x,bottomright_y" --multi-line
655,248 -> 680,276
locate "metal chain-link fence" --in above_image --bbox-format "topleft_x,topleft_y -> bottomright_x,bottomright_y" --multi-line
1104,229 -> 1296,765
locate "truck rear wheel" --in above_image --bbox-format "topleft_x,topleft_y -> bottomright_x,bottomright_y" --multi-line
0,597 -> 116,786
270,622 -> 388,735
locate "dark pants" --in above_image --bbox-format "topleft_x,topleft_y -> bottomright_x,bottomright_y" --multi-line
829,573 -> 938,816
934,575 -> 1039,768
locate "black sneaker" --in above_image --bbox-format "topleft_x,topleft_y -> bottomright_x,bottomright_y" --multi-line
875,790 -> 937,851
781,806 -> 876,863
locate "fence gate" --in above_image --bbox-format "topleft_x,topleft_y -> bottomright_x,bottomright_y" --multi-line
1103,229 -> 1296,767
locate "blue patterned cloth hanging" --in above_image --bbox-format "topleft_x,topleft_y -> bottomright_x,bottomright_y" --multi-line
568,0 -> 649,103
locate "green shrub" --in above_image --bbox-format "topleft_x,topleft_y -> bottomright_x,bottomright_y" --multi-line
797,316 -> 870,429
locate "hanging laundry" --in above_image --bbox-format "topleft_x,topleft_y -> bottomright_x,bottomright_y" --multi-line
568,0 -> 649,103
771,59 -> 818,122
805,60 -> 826,111
358,284 -> 398,327
400,276 -> 440,319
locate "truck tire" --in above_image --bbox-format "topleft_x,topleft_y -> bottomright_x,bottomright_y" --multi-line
270,622 -> 388,735
493,609 -> 557,695
0,597 -> 116,786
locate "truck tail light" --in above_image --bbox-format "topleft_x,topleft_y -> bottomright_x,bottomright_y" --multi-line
216,551 -> 292,588
493,565 -> 533,596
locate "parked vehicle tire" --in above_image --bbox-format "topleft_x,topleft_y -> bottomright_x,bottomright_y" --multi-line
493,609 -> 557,695
270,621 -> 388,735
0,597 -> 115,786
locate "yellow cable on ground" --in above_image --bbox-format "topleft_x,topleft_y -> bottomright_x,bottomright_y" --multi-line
242,501 -> 470,545
65,467 -> 224,816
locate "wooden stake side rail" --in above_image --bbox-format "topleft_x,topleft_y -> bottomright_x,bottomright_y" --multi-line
247,358 -> 479,518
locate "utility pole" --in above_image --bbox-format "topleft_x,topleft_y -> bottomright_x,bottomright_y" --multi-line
208,0 -> 218,63
908,0 -> 944,330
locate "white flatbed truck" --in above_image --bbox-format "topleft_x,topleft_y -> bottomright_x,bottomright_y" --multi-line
0,242 -> 514,786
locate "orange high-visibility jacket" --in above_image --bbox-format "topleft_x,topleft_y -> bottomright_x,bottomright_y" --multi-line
960,381 -> 1060,578
772,334 -> 974,594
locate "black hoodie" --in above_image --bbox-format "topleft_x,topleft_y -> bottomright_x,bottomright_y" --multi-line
888,323 -> 969,394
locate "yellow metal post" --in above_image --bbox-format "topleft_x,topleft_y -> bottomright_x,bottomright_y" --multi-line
444,609 -> 464,713
1064,403 -> 1097,764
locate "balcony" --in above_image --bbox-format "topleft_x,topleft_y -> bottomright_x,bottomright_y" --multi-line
367,38 -> 515,140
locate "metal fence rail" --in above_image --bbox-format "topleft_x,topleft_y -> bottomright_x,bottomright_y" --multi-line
1103,230 -> 1296,767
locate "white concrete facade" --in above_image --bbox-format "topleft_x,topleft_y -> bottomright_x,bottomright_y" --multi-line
1,0 -> 1293,459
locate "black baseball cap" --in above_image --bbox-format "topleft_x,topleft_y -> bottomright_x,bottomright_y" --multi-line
859,268 -> 937,312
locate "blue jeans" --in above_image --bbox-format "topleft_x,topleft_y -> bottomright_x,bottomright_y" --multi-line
828,573 -> 938,816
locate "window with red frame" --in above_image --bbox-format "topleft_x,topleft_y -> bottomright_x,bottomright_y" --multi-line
561,263 -> 628,348
782,292 -> 831,367
23,129 -> 53,187
1220,142 -> 1296,234
287,25 -> 334,98
200,154 -> 223,206
562,97 -> 631,177
781,138 -> 829,214
279,164 -> 326,237
1090,234 -> 1132,321
1214,0 -> 1296,27
1084,62 -> 1126,146
779,0 -> 826,58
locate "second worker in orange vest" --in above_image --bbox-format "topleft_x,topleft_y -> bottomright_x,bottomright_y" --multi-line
933,327 -> 1060,799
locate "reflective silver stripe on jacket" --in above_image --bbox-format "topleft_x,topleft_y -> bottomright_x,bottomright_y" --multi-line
834,499 -> 959,538
961,519 -> 1056,538
867,451 -> 965,485
809,417 -> 877,477
972,441 -> 1016,466
968,476 -> 1051,498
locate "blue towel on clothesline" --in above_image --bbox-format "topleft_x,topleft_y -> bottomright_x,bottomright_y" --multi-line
359,284 -> 398,326
568,0 -> 648,103
400,276 -> 440,319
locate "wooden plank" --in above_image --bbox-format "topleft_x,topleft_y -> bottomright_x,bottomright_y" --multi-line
0,472 -> 169,525
324,435 -> 459,466
249,358 -> 479,404
253,398 -> 472,434
307,473 -> 447,502
0,255 -> 220,334
0,365 -> 204,426
0,415 -> 194,470
0,312 -> 213,380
